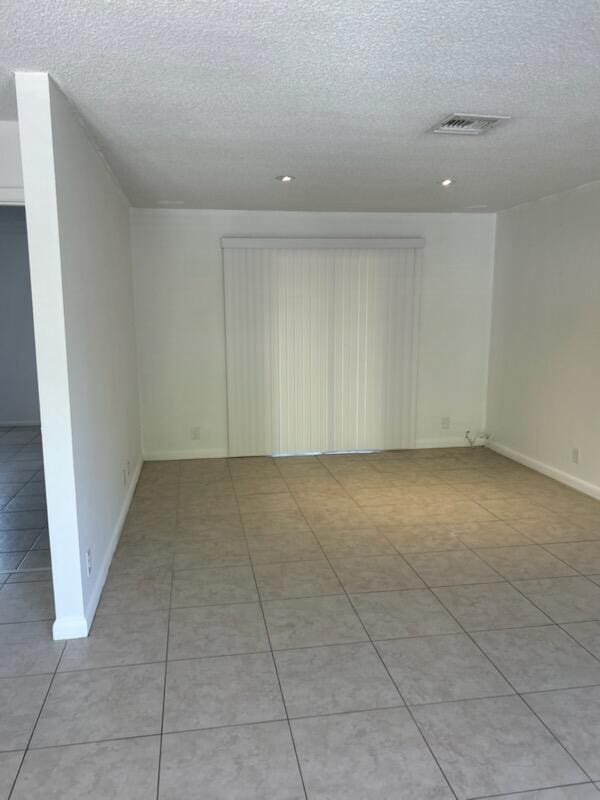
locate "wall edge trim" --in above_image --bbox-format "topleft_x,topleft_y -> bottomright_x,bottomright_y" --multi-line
416,437 -> 472,449
81,456 -> 144,634
487,440 -> 600,501
52,615 -> 89,640
143,448 -> 229,460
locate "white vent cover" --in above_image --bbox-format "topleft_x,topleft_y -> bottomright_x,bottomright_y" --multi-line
430,113 -> 510,135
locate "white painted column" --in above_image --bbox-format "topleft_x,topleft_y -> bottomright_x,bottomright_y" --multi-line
16,73 -> 87,639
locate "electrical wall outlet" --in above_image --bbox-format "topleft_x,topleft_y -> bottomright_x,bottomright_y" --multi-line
85,549 -> 92,577
191,426 -> 201,440
572,447 -> 580,465
441,416 -> 450,430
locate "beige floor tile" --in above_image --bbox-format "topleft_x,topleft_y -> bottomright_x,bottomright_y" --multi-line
0,640 -> 63,678
164,652 -> 284,731
525,686 -> 600,780
377,633 -> 512,705
97,568 -> 172,616
275,642 -> 401,717
263,595 -> 367,649
330,555 -> 424,592
31,663 -> 165,747
404,550 -> 502,587
60,610 -> 168,671
0,582 -> 54,623
168,602 -> 269,659
159,722 -> 305,800
473,625 -> 600,692
545,541 -> 600,574
351,589 -> 460,639
172,565 -> 257,607
254,560 -> 341,600
11,737 -> 160,799
434,582 -> 551,631
247,530 -> 323,564
292,708 -> 453,800
0,673 -> 52,750
315,528 -> 397,557
513,576 -> 600,623
476,545 -> 578,580
0,751 -> 23,798
413,696 -> 585,798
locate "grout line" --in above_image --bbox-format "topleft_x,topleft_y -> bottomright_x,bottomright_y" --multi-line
7,637 -> 67,799
5,444 -> 600,795
20,616 -> 600,679
274,457 -> 461,800
469,780 -> 600,799
432,496 -> 600,784
226,459 -> 309,800
154,469 -> 178,800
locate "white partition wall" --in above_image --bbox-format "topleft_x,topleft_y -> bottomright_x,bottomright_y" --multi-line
223,238 -> 423,456
16,73 -> 141,638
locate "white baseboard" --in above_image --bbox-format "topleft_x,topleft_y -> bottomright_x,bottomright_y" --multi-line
53,615 -> 89,640
416,437 -> 474,449
82,456 -> 144,632
487,440 -> 600,501
146,443 -> 488,457
143,448 -> 228,460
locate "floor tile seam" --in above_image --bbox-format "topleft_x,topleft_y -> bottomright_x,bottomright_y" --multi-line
227,459 -> 309,800
287,476 -> 431,583
22,716 -> 310,755
502,577 -> 600,670
434,522 -> 600,783
519,680 -> 600,698
154,456 -> 596,788
454,523 -> 600,672
273,458 -> 461,800
7,638 -> 66,799
32,618 -> 595,673
450,516 -> 600,662
469,780 -> 600,799
433,590 -> 599,784
155,485 -> 178,800
536,541 -> 600,580
0,666 -> 67,680
0,614 -> 54,623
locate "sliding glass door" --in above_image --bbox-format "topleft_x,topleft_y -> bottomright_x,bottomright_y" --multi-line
223,238 -> 423,456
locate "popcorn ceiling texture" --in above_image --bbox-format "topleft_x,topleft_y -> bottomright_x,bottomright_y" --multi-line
1,0 -> 599,211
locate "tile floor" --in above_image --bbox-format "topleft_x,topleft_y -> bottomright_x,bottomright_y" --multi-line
3,444 -> 600,797
0,424 -> 51,608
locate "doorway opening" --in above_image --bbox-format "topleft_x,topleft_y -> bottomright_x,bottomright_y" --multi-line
0,205 -> 54,635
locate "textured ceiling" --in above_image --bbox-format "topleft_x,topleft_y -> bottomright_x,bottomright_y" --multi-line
2,0 -> 600,211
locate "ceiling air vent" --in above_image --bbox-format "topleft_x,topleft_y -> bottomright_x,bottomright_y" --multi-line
430,113 -> 510,135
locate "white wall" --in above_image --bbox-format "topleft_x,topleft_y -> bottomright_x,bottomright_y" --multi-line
0,207 -> 40,424
131,209 -> 496,458
487,181 -> 600,498
16,73 -> 141,638
0,121 -> 24,204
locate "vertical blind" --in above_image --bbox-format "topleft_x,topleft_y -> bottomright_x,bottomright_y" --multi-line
223,238 -> 423,457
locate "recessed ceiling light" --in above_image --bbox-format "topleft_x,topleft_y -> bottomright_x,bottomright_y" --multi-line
275,175 -> 295,182
157,199 -> 184,206
465,204 -> 488,210
440,178 -> 454,187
